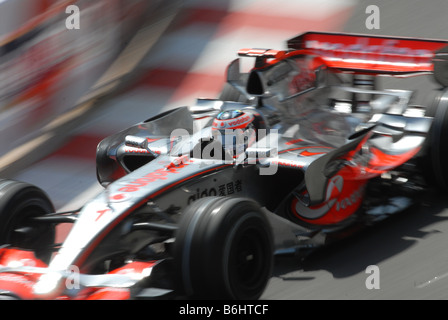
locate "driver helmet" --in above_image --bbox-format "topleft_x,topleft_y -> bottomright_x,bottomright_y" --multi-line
211,110 -> 256,157
212,109 -> 255,131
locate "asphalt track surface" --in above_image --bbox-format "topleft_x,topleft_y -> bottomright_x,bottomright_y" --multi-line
7,0 -> 448,300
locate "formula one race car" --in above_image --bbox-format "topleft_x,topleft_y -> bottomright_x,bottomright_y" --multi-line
1,32 -> 448,300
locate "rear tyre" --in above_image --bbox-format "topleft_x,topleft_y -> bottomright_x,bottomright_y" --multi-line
423,90 -> 448,191
0,180 -> 55,263
174,197 -> 273,300
433,46 -> 448,88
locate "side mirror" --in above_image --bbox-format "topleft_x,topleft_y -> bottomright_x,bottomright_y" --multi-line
125,135 -> 148,150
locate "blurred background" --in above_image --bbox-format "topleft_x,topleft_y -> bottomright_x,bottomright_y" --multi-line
2,0 -> 448,299
0,0 -> 153,159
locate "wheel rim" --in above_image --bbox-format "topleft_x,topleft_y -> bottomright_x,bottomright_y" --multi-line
228,224 -> 271,299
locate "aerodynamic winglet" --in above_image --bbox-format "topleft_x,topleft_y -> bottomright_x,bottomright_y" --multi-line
304,127 -> 374,206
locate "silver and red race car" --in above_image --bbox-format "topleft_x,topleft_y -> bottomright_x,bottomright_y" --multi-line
1,31 -> 448,300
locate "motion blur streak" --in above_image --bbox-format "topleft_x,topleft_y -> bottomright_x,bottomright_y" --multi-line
12,0 -> 448,300
5,0 -> 448,301
0,0 -> 154,159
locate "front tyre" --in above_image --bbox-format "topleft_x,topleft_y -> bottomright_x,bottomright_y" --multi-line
174,197 -> 273,300
0,180 -> 55,263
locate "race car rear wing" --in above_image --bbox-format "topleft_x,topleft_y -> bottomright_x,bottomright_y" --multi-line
287,32 -> 448,79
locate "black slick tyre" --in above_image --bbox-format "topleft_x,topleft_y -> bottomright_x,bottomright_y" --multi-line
424,90 -> 448,191
174,197 -> 273,300
0,180 -> 55,263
